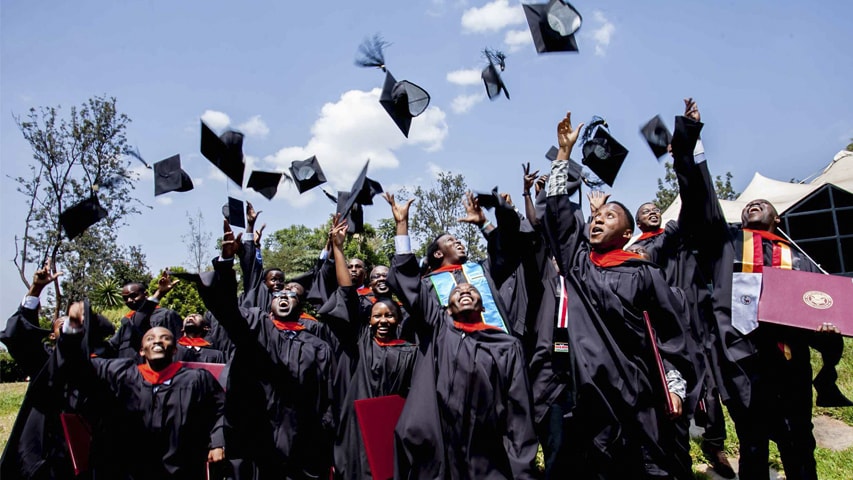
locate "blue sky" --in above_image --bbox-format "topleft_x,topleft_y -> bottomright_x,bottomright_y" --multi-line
2,0 -> 852,324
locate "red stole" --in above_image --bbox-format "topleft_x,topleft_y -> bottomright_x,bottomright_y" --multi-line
357,286 -> 373,296
636,228 -> 664,242
452,321 -> 501,333
125,305 -> 160,319
430,264 -> 463,275
178,336 -> 211,348
589,250 -> 643,268
740,229 -> 793,272
138,361 -> 183,385
374,337 -> 407,347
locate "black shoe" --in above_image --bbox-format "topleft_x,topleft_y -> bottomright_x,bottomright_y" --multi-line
815,384 -> 853,407
703,448 -> 736,479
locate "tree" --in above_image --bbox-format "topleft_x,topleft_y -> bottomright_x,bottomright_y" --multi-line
147,266 -> 205,318
11,96 -> 142,315
182,209 -> 214,273
655,161 -> 739,210
846,138 -> 853,152
404,172 -> 486,260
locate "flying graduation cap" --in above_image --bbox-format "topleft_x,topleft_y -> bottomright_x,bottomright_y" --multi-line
338,160 -> 384,234
153,154 -> 194,196
580,117 -> 629,187
247,170 -> 289,200
60,194 -> 109,240
222,197 -> 246,229
640,115 -> 673,160
481,49 -> 510,101
356,34 -> 430,138
475,186 -> 501,209
201,121 -> 245,187
289,156 -> 327,193
523,0 -> 583,53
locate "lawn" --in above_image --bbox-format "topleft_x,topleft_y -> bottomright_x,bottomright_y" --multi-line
1,339 -> 852,477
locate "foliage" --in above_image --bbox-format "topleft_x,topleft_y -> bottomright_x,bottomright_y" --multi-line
655,161 -> 739,210
182,209 -> 214,273
846,138 -> 853,152
11,95 -> 144,315
146,266 -> 205,318
0,353 -> 28,383
90,277 -> 123,310
403,172 -> 485,260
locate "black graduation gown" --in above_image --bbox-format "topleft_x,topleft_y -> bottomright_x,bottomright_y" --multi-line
106,302 -> 182,361
176,343 -> 227,364
198,259 -> 337,480
0,306 -> 77,480
542,186 -> 697,478
389,248 -> 538,479
55,329 -> 225,480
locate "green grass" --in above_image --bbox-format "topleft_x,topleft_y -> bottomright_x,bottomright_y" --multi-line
0,382 -> 28,451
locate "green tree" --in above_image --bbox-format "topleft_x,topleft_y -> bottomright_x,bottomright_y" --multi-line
12,96 -> 142,315
846,138 -> 853,152
262,224 -> 328,280
655,161 -> 739,210
182,209 -> 214,273
147,266 -> 205,318
405,172 -> 485,260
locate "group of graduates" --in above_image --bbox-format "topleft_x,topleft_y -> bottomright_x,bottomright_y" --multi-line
1,98 -> 849,480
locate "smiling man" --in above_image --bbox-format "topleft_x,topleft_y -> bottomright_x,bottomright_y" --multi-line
106,278 -> 182,361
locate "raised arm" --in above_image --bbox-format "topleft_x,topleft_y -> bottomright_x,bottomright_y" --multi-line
239,201 -> 266,293
383,192 -> 421,311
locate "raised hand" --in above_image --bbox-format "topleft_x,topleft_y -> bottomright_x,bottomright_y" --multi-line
383,192 -> 414,225
154,270 -> 179,300
683,98 -> 700,122
28,259 -> 63,297
458,191 -> 487,226
587,190 -> 611,214
523,163 -> 540,194
246,201 -> 262,226
221,219 -> 243,259
557,111 -> 584,159
535,174 -> 548,195
329,213 -> 348,250
254,223 -> 266,247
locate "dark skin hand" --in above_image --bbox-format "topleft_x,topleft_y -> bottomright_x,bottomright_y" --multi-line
383,192 -> 414,236
458,191 -> 486,227
28,259 -> 63,298
221,220 -> 244,259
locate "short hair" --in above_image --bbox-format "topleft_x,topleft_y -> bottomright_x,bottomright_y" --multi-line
122,281 -> 147,293
426,232 -> 451,271
607,201 -> 635,233
372,298 -> 403,321
263,268 -> 284,280
635,201 -> 657,221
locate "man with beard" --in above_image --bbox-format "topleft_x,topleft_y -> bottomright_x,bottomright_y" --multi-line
191,220 -> 338,480
539,111 -> 696,478
670,101 -> 845,480
107,275 -> 182,360
176,313 -> 226,364
56,306 -> 226,480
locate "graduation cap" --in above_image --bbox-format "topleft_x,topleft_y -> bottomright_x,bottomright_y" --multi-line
475,186 -> 501,210
580,118 -> 629,187
247,170 -> 288,200
523,0 -> 583,53
60,194 -> 109,240
545,146 -> 583,180
288,156 -> 327,193
153,155 -> 194,196
320,188 -> 363,234
200,121 -> 245,187
356,35 -> 430,138
221,197 -> 246,229
481,49 -> 510,100
640,115 -> 673,160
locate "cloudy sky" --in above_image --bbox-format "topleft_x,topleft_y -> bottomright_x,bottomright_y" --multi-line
2,0 -> 852,322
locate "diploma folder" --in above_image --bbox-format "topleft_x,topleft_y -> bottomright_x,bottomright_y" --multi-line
354,394 -> 406,480
60,413 -> 92,475
758,268 -> 853,336
183,361 -> 227,389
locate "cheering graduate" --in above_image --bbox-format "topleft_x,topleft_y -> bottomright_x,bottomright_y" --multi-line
106,275 -> 182,360
541,111 -> 696,478
193,220 -> 337,480
670,102 -> 845,480
55,300 -> 225,480
385,193 -> 538,479
176,313 -> 227,364
316,216 -> 417,480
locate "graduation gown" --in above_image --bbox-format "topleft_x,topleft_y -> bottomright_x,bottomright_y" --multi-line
198,259 -> 337,480
542,184 -> 697,478
106,302 -> 182,361
390,253 -> 538,479
175,339 -> 227,364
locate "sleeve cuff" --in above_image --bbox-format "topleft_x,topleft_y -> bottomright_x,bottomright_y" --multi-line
146,297 -> 160,304
21,296 -> 40,310
666,369 -> 687,400
218,256 -> 235,263
62,321 -> 83,335
693,138 -> 706,164
394,235 -> 412,254
318,250 -> 329,261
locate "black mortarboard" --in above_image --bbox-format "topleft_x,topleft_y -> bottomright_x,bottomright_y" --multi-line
581,125 -> 629,187
640,115 -> 673,160
544,145 -> 584,180
247,170 -> 288,200
200,121 -> 245,187
481,49 -> 510,100
523,0 -> 583,53
343,161 -> 384,210
476,187 -> 501,209
153,154 -> 194,196
60,195 -> 109,240
545,146 -> 559,161
288,156 -> 327,193
221,197 -> 245,229
336,191 -> 365,234
289,270 -> 315,292
380,71 -> 430,138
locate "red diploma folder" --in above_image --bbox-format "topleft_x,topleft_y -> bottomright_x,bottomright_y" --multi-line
354,394 -> 406,480
758,268 -> 853,336
643,311 -> 674,415
60,413 -> 92,475
183,361 -> 227,389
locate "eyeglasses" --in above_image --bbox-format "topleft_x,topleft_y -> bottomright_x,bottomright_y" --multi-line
271,291 -> 299,299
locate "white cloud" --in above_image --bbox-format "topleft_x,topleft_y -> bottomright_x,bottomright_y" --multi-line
200,110 -> 231,130
450,93 -> 485,114
192,177 -> 204,187
446,68 -> 483,86
461,0 -> 524,33
589,10 -> 615,56
504,28 -> 532,51
156,197 -> 173,206
130,164 -> 153,181
264,88 -> 449,192
207,166 -> 227,182
237,115 -> 270,138
426,162 -> 446,179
